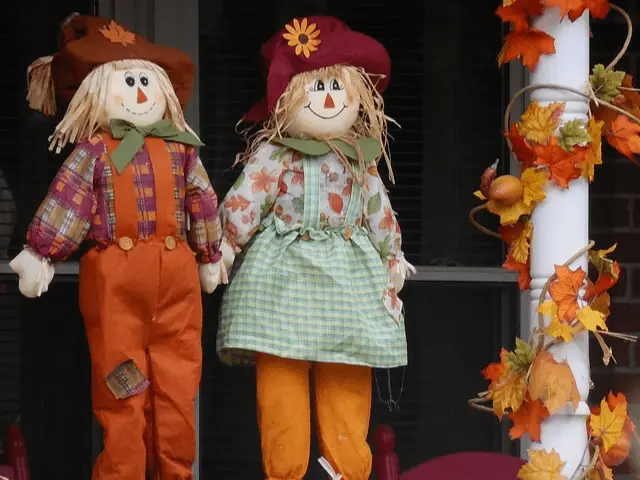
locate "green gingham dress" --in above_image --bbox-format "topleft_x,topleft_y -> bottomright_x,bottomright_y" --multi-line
216,140 -> 408,368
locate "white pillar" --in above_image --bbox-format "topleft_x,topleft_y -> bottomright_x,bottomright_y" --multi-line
527,7 -> 591,477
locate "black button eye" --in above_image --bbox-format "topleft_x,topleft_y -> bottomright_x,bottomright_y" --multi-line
124,72 -> 135,87
330,79 -> 342,90
139,73 -> 149,87
313,80 -> 325,91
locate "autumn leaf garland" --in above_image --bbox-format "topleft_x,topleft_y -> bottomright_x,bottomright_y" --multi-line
497,0 -> 611,71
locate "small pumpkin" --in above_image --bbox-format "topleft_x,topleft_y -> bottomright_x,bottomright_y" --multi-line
488,175 -> 523,206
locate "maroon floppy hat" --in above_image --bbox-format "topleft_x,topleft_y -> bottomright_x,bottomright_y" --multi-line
243,16 -> 391,123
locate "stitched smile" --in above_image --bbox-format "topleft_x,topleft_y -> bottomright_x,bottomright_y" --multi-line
121,101 -> 157,116
305,103 -> 348,119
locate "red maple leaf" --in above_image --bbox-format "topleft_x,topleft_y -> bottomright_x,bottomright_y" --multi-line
606,115 -> 640,163
568,0 -> 611,20
505,124 -> 536,167
534,138 -> 585,188
498,28 -> 556,71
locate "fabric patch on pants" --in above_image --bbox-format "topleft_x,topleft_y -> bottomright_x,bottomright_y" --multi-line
105,359 -> 150,399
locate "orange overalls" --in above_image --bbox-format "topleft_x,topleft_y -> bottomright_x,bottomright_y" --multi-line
78,134 -> 202,479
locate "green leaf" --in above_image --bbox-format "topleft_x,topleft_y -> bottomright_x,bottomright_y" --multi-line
292,195 -> 305,215
558,119 -> 592,151
505,338 -> 534,375
378,234 -> 392,259
589,64 -> 625,102
269,147 -> 287,161
260,196 -> 273,217
232,171 -> 245,190
367,192 -> 382,216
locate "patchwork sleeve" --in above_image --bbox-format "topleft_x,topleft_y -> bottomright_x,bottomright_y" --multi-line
362,164 -> 404,268
26,140 -> 98,262
184,147 -> 222,264
221,143 -> 285,249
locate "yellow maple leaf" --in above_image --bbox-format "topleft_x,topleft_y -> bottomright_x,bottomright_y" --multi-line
583,117 -> 604,181
474,190 -> 486,200
590,398 -> 626,452
528,351 -> 580,413
486,198 -> 533,225
517,449 -> 567,480
576,306 -> 608,332
503,0 -> 516,6
518,101 -> 565,144
509,220 -> 533,264
492,373 -> 527,416
538,300 -> 559,322
546,316 -> 577,342
589,244 -> 618,278
521,168 -> 548,206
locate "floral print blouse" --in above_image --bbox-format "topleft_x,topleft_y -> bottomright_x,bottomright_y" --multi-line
221,142 -> 404,271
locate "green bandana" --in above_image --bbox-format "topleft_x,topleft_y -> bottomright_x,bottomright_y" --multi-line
270,137 -> 382,163
109,119 -> 204,174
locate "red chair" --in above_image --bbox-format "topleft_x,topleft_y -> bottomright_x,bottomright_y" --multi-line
400,452 -> 526,480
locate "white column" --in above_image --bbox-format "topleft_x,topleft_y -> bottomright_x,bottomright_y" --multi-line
527,7 -> 591,477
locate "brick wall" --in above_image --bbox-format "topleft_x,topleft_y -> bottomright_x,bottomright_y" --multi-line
590,1 -> 640,476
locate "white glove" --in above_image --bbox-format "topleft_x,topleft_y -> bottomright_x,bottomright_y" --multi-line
388,256 -> 416,293
9,248 -> 55,298
220,237 -> 237,271
198,261 -> 228,294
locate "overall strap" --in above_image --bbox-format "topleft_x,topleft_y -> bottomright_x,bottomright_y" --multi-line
103,133 -> 178,239
103,133 -> 138,239
301,155 -> 321,230
144,137 -> 178,238
344,169 -> 363,226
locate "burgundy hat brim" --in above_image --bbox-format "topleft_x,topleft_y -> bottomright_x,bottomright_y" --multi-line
243,21 -> 390,124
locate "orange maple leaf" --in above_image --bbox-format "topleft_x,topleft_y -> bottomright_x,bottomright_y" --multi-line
99,20 -> 136,46
508,397 -> 550,442
534,139 -> 585,188
496,0 -> 545,31
542,0 -> 586,18
572,0 -> 611,20
503,254 -> 531,291
549,265 -> 586,321
606,115 -> 640,162
482,349 -> 509,388
505,124 -> 537,167
585,263 -> 620,301
498,28 -> 556,71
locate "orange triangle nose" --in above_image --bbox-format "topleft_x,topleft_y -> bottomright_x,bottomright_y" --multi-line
137,88 -> 148,104
324,93 -> 335,109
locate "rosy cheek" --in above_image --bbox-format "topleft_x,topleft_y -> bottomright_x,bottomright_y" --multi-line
113,95 -> 124,105
155,91 -> 165,102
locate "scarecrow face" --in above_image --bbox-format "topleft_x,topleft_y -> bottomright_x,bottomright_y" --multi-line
286,69 -> 360,138
106,67 -> 167,126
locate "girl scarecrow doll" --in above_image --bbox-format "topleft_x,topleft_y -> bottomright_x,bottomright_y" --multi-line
217,16 -> 413,480
10,14 -> 224,479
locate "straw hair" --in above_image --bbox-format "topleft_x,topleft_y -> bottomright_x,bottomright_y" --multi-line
49,59 -> 199,153
26,56 -> 57,116
238,64 -> 397,185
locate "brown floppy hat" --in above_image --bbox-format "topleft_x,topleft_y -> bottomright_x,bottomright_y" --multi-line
27,14 -> 194,115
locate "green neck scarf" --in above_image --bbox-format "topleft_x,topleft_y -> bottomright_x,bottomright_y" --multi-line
270,137 -> 382,163
109,118 -> 204,174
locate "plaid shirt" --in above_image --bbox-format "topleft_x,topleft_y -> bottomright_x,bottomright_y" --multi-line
27,133 -> 221,264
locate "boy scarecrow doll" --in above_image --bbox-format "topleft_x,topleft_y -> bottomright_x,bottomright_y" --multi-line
10,14 -> 223,479
217,16 -> 413,480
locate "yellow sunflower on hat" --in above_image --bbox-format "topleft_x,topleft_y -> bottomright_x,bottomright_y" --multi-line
282,18 -> 321,58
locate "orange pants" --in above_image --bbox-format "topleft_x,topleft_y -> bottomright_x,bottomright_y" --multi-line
78,134 -> 203,479
256,353 -> 373,480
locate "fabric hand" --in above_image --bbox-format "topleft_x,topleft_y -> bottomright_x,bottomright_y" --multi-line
220,237 -> 237,271
9,249 -> 55,298
198,261 -> 227,294
388,255 -> 416,294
